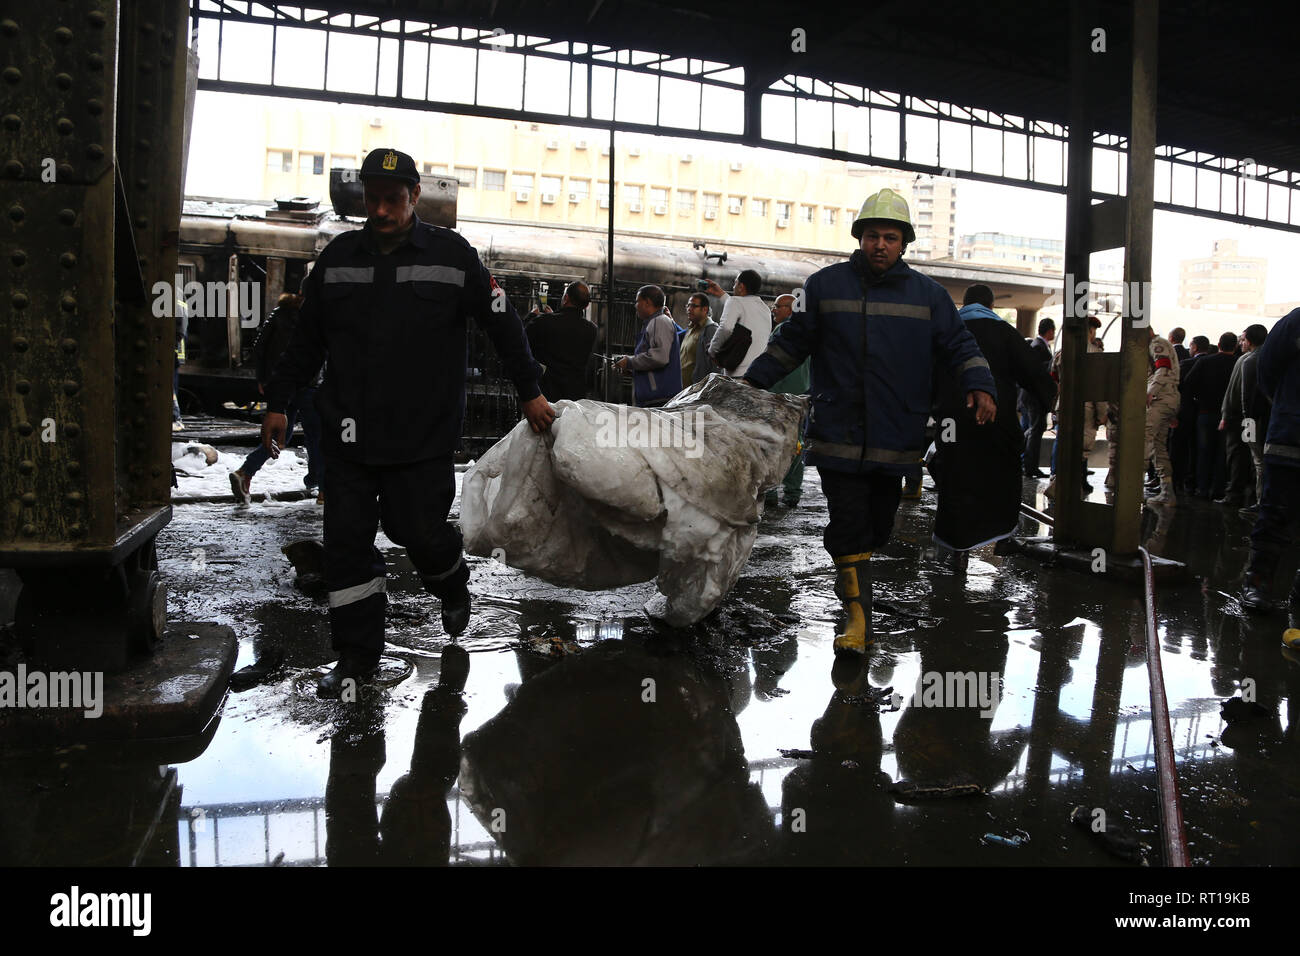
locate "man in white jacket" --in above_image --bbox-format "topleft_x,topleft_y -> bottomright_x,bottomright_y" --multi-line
706,270 -> 772,379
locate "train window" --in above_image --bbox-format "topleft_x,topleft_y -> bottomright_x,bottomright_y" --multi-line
484,170 -> 506,191
299,153 -> 325,176
266,149 -> 292,173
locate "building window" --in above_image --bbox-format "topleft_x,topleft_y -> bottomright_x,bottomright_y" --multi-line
728,196 -> 744,215
703,192 -> 721,216
484,170 -> 506,191
596,180 -> 611,202
267,150 -> 293,173
455,166 -> 476,188
822,207 -> 836,226
331,155 -> 356,170
569,178 -> 590,201
800,205 -> 815,223
539,175 -> 562,196
776,201 -> 792,221
677,190 -> 695,212
511,173 -> 534,195
299,153 -> 325,176
753,199 -> 767,218
650,187 -> 668,206
623,184 -> 643,206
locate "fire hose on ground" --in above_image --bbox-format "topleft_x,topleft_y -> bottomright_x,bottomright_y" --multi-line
1016,504 -> 1189,866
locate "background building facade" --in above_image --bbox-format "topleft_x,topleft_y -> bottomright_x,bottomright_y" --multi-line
957,232 -> 1064,274
1177,238 -> 1268,312
201,99 -> 959,256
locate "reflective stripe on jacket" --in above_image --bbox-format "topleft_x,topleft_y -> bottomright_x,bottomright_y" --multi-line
745,253 -> 996,473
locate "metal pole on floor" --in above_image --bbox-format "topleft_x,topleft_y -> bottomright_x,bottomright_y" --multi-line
1139,545 -> 1189,867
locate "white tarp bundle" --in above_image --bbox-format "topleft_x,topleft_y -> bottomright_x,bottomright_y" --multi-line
460,375 -> 808,626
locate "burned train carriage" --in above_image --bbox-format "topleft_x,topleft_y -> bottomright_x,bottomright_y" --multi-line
177,180 -> 818,457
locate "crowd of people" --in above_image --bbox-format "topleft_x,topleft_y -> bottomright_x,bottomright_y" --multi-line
243,147 -> 1298,698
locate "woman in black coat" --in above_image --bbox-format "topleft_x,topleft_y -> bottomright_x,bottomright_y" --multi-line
930,286 -> 1057,557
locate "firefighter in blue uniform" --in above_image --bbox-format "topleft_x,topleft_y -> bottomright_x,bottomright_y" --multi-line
263,148 -> 555,698
744,189 -> 997,659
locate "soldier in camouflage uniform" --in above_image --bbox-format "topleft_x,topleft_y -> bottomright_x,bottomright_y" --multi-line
1103,328 -> 1180,501
1144,328 -> 1182,504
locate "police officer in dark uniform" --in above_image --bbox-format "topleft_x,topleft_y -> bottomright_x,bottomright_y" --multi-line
263,148 -> 555,698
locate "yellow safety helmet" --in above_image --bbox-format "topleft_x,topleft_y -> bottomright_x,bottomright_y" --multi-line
851,188 -> 916,244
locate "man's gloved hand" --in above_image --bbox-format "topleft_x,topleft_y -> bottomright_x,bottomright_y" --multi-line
521,394 -> 556,433
261,411 -> 288,457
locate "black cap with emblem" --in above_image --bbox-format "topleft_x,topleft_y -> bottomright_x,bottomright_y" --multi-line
359,147 -> 420,185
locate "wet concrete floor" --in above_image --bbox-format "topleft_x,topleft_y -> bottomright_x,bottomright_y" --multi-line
5,456 -> 1298,866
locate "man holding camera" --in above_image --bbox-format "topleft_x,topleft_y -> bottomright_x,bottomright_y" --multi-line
706,270 -> 772,379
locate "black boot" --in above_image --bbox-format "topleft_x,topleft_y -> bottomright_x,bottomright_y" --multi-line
230,646 -> 286,692
423,560 -> 472,638
1240,574 -> 1275,614
441,584 -> 471,638
317,652 -> 379,699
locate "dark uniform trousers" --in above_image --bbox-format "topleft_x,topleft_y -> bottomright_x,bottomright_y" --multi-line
323,453 -> 470,660
818,467 -> 904,556
1248,460 -> 1300,607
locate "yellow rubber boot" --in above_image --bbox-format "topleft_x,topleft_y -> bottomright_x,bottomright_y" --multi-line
832,553 -> 873,656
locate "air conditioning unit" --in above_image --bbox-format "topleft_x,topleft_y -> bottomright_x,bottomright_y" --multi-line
728,202 -> 742,215
568,192 -> 581,202
600,145 -> 611,156
629,147 -> 641,157
546,139 -> 559,150
628,202 -> 642,213
703,210 -> 717,220
776,218 -> 789,228
653,203 -> 667,215
575,139 -> 588,150
369,115 -> 384,127
541,192 -> 557,204
515,190 -> 531,202
598,197 -> 610,208
729,161 -> 743,171
681,154 -> 693,163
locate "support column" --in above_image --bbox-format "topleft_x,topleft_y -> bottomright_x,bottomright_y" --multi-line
1112,0 -> 1159,556
1052,0 -> 1158,559
1015,307 -> 1039,338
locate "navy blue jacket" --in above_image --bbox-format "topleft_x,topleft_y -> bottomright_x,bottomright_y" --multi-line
267,216 -> 541,464
746,251 -> 996,473
1258,307 -> 1300,467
